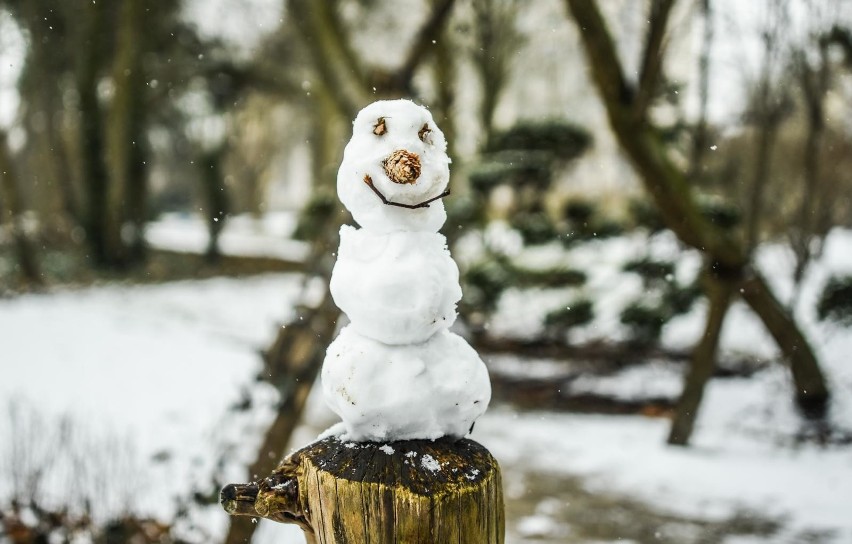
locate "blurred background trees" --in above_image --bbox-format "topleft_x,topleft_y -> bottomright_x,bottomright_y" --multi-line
1,0 -> 852,540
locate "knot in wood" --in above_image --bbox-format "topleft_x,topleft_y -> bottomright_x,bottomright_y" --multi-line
383,149 -> 421,185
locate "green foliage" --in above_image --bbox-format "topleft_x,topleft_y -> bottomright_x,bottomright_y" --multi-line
628,198 -> 667,233
446,194 -> 486,228
461,257 -> 587,317
623,258 -> 675,282
621,259 -> 702,345
515,267 -> 586,288
463,257 -> 515,313
560,198 -> 626,247
468,151 -> 553,192
544,299 -> 594,331
817,275 -> 852,326
563,198 -> 595,224
487,120 -> 592,161
699,199 -> 741,230
293,190 -> 337,240
620,303 -> 667,345
664,282 -> 703,316
510,212 -> 558,245
594,220 -> 625,239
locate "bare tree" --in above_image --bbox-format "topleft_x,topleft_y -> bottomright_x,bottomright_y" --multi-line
0,130 -> 41,285
471,0 -> 523,142
105,0 -> 151,267
564,0 -> 829,446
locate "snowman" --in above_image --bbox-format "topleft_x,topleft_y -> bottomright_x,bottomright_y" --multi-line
321,99 -> 491,442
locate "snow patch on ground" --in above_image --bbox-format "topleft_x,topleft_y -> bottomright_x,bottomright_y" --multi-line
145,212 -> 310,262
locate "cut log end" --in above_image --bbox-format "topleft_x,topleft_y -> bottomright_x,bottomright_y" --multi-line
221,436 -> 505,543
220,483 -> 259,516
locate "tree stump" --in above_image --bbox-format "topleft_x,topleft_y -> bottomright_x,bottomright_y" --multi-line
221,436 -> 504,544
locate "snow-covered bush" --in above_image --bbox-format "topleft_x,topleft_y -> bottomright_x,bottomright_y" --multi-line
817,275 -> 852,326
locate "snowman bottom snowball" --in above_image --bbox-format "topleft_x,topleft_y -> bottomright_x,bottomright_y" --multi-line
321,326 -> 491,442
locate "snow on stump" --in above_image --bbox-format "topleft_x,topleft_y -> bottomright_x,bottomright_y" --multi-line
221,436 -> 504,543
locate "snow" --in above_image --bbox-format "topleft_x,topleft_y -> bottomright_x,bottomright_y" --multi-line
379,444 -> 395,455
0,11 -> 25,129
329,225 -> 460,345
322,99 -> 491,443
145,212 -> 310,262
0,273 -> 308,533
419,454 -> 441,473
321,326 -> 490,442
336,99 -> 450,233
516,514 -> 570,539
2,227 -> 851,542
477,407 -> 852,542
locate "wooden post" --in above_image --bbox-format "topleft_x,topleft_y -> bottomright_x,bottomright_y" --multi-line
221,436 -> 504,543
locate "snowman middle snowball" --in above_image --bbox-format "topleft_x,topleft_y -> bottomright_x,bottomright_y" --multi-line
322,99 -> 491,442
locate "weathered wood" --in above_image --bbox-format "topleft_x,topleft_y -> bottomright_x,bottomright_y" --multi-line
222,436 -> 505,544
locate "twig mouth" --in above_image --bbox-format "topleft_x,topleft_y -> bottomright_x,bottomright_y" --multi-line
363,175 -> 449,209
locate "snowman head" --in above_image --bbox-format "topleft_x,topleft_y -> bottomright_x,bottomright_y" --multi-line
337,99 -> 451,233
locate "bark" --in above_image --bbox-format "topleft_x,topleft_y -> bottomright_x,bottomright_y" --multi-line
744,107 -> 780,252
744,2 -> 788,252
222,437 -> 504,544
0,131 -> 41,284
106,0 -> 149,266
472,0 -> 522,143
565,0 -> 739,266
633,0 -> 676,119
21,0 -> 81,226
288,0 -> 371,119
390,0 -> 456,93
790,41 -> 830,298
668,271 -> 734,445
76,0 -> 111,266
688,0 -> 713,181
739,272 -> 829,417
564,0 -> 829,419
199,146 -> 229,263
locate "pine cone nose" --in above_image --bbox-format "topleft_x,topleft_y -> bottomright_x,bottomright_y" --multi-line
383,149 -> 421,185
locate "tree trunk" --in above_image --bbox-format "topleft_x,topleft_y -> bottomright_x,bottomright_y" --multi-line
107,0 -> 150,267
739,272 -> 829,417
199,146 -> 229,263
0,132 -> 41,285
790,41 -> 830,303
668,271 -> 734,445
76,0 -> 111,267
565,0 -> 829,421
688,0 -> 713,182
222,437 -> 505,544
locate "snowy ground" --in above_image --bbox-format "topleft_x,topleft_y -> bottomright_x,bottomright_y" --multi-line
145,211 -> 310,262
2,229 -> 852,543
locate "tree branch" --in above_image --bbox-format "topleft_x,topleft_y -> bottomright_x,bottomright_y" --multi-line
386,0 -> 457,93
564,0 -> 634,113
288,0 -> 371,118
565,0 -> 730,260
634,0 -> 677,118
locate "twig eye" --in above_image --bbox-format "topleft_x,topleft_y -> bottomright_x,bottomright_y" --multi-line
418,123 -> 431,142
373,118 -> 387,136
